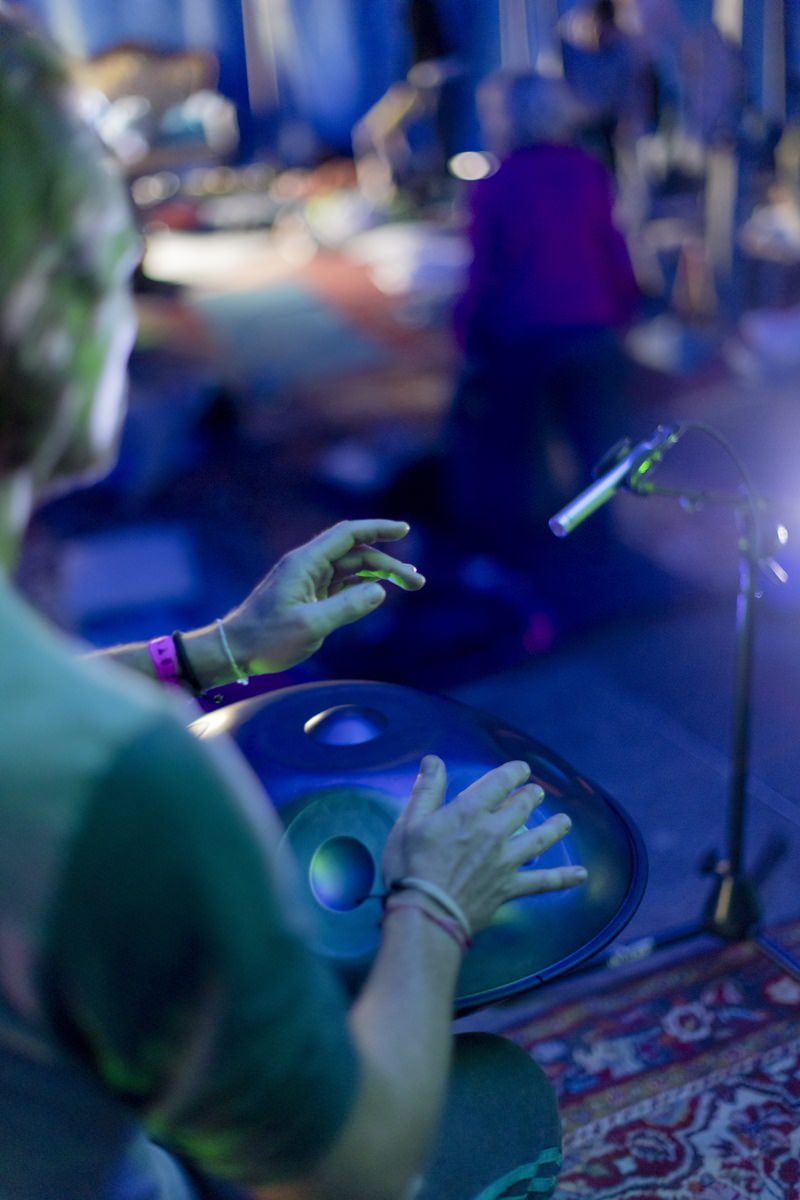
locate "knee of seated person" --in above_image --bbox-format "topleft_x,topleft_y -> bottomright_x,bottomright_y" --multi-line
415,1033 -> 561,1200
452,1032 -> 559,1124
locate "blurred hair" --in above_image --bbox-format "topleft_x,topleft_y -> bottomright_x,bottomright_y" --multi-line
0,7 -> 136,474
478,70 -> 587,154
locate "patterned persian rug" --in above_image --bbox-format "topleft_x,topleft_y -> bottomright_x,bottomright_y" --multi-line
503,925 -> 800,1199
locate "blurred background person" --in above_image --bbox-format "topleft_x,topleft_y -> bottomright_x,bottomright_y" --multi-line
446,69 -> 640,567
561,0 -> 643,171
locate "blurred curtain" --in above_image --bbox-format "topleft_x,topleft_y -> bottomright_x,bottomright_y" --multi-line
787,0 -> 800,119
17,0 -> 221,55
246,0 -> 507,152
248,0 -> 412,149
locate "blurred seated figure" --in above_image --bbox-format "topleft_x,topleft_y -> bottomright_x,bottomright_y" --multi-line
70,42 -> 239,172
352,60 -> 466,205
447,70 -> 640,564
352,0 -> 466,204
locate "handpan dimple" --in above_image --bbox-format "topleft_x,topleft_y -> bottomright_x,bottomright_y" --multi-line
192,680 -> 647,1010
304,705 -> 387,745
224,680 -> 441,773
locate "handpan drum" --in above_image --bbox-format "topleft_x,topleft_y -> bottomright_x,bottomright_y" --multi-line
191,680 -> 647,1011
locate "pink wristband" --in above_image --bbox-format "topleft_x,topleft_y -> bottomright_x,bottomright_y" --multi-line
383,899 -> 471,955
147,635 -> 180,686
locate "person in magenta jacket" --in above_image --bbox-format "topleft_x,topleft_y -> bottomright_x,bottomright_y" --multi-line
448,71 -> 640,563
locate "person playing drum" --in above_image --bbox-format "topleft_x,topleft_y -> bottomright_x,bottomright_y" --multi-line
0,12 -> 587,1200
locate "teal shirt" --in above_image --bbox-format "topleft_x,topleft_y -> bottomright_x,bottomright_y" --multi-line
0,576 -> 357,1197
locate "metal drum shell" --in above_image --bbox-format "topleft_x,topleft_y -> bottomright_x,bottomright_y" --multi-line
192,679 -> 647,1010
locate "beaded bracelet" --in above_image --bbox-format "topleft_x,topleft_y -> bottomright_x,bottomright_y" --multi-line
382,899 -> 470,955
387,876 -> 473,942
215,618 -> 248,683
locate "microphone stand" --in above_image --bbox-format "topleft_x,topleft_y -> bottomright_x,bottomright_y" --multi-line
564,451 -> 800,981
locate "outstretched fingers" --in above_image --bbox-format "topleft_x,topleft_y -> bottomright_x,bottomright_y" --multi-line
505,811 -> 572,866
508,863 -> 588,898
301,520 -> 412,571
494,783 -> 546,835
332,546 -> 425,591
298,581 -> 387,639
503,810 -> 587,893
403,755 -> 447,820
456,760 -> 533,815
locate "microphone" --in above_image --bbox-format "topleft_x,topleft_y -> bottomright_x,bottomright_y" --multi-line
549,424 -> 685,537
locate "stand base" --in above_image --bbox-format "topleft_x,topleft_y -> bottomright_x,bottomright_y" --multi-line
568,871 -> 800,983
702,868 -> 761,941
